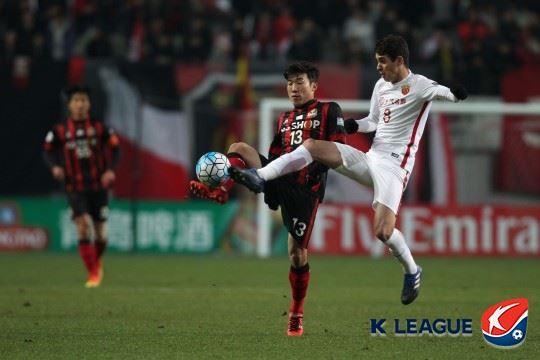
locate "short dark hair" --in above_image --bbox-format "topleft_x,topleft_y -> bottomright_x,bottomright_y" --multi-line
283,61 -> 319,83
65,85 -> 91,101
375,35 -> 409,66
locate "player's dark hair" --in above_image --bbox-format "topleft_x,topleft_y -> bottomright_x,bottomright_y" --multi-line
64,85 -> 91,101
375,35 -> 409,66
283,61 -> 319,83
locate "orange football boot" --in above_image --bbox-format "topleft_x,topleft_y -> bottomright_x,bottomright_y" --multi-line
287,313 -> 304,336
189,180 -> 229,204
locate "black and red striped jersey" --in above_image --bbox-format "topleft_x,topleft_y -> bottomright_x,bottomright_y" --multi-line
43,118 -> 120,192
268,99 -> 346,200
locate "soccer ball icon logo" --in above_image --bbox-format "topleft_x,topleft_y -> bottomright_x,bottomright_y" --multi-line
481,298 -> 528,349
195,151 -> 231,187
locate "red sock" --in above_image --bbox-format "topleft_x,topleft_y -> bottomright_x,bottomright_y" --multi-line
78,240 -> 97,276
289,264 -> 310,315
95,240 -> 107,260
223,152 -> 246,191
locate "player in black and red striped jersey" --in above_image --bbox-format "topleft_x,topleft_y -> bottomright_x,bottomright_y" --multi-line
43,85 -> 120,288
190,61 -> 346,336
233,36 -> 470,308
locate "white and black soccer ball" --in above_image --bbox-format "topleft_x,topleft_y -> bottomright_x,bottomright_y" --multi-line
512,329 -> 523,340
195,151 -> 231,188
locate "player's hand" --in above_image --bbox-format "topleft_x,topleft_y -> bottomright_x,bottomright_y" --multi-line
101,169 -> 116,188
450,84 -> 468,101
51,166 -> 65,181
344,118 -> 359,134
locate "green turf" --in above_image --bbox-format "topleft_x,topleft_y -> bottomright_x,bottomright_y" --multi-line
0,253 -> 538,359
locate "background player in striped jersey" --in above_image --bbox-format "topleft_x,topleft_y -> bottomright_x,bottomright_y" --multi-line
190,61 -> 346,336
230,35 -> 468,305
43,86 -> 120,288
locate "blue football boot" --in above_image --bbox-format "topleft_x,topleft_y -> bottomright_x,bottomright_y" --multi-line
229,167 -> 265,193
401,266 -> 422,305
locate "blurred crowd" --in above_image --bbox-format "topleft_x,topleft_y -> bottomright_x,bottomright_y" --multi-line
1,0 -> 539,94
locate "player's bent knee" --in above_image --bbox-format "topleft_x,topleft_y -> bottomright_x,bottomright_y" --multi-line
375,227 -> 393,242
289,251 -> 307,268
95,233 -> 107,243
302,138 -> 315,151
290,254 -> 300,267
228,142 -> 250,155
74,217 -> 90,236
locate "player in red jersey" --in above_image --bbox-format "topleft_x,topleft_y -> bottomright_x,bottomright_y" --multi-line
190,62 -> 346,336
43,86 -> 120,288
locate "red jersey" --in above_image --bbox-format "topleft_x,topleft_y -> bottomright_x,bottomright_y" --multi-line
268,99 -> 346,199
43,118 -> 120,192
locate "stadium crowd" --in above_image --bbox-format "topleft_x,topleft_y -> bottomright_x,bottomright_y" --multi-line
1,0 -> 539,94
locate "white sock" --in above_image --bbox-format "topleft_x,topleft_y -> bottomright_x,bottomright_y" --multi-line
385,229 -> 418,274
257,145 -> 313,181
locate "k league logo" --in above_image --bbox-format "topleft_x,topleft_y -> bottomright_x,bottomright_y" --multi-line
481,298 -> 528,349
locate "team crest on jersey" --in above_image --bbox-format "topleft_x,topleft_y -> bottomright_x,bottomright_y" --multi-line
481,298 -> 528,349
307,108 -> 318,118
401,85 -> 410,95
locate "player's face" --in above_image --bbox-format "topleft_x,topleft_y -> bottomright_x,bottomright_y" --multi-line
287,73 -> 317,107
375,53 -> 405,83
68,93 -> 91,121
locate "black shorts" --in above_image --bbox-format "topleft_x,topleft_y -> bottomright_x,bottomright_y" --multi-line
67,190 -> 109,222
259,154 -> 320,248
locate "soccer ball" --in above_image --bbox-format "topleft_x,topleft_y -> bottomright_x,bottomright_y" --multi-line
195,151 -> 231,187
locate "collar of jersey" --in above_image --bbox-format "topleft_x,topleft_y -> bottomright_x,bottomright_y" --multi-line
391,69 -> 413,87
294,98 -> 318,110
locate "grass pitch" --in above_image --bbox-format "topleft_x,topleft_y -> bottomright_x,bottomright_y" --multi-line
0,253 -> 538,359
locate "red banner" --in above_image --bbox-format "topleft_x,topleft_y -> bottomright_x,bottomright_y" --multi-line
0,227 -> 49,251
310,205 -> 540,256
499,67 -> 540,195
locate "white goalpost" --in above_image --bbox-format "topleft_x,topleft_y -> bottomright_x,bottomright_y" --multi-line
256,98 -> 540,258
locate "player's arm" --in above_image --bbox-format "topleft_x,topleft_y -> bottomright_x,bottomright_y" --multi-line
421,80 -> 468,102
268,133 -> 282,161
103,126 -> 121,169
43,127 -> 65,181
326,102 -> 347,143
344,115 -> 378,134
268,114 -> 285,161
101,126 -> 121,188
344,81 -> 381,134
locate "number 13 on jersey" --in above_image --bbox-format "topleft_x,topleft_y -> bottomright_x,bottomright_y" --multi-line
290,130 -> 303,145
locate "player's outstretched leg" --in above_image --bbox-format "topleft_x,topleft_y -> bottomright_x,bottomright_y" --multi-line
189,180 -> 229,204
401,265 -> 422,305
229,167 -> 265,193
